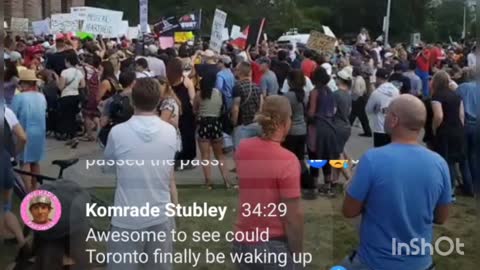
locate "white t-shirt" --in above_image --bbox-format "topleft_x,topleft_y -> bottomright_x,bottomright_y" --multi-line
135,71 -> 154,79
136,56 -> 166,78
5,107 -> 19,129
104,115 -> 177,230
61,67 -> 83,97
468,53 -> 476,68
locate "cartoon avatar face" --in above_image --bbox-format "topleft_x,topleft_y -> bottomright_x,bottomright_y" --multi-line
329,160 -> 349,169
308,160 -> 328,169
30,204 -> 52,224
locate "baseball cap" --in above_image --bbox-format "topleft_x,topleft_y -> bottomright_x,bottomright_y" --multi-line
218,55 -> 232,65
337,67 -> 353,81
29,196 -> 52,208
376,68 -> 391,80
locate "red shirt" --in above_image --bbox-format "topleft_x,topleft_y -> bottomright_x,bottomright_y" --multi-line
251,61 -> 263,86
301,59 -> 317,79
416,52 -> 430,72
234,137 -> 301,241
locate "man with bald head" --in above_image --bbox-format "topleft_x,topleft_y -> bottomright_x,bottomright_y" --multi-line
339,95 -> 452,270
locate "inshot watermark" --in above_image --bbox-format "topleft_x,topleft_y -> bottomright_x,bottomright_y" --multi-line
392,237 -> 464,256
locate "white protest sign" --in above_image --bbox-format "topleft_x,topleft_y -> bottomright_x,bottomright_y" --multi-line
322,25 -> 336,38
4,21 -> 8,28
209,9 -> 227,53
10,17 -> 29,32
222,27 -> 230,41
127,27 -> 139,40
51,14 -> 79,33
32,19 -> 50,36
231,25 -> 242,40
139,0 -> 149,33
117,21 -> 129,37
71,7 -> 123,37
322,25 -> 338,46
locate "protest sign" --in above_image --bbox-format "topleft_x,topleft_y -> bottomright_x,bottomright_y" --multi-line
32,19 -> 50,36
127,27 -> 139,40
11,17 -> 29,32
159,37 -> 175,49
154,16 -> 180,34
139,0 -> 149,33
179,10 -> 201,31
411,33 -> 421,46
209,9 -> 227,53
306,30 -> 337,54
174,32 -> 195,43
71,7 -> 123,37
222,27 -> 230,41
118,21 -> 129,37
51,14 -> 79,33
322,25 -> 336,38
4,21 -> 8,28
231,25 -> 242,40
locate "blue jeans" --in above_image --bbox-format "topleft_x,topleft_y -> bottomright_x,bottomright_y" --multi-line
233,123 -> 262,149
415,69 -> 430,97
463,124 -> 479,195
339,251 -> 436,270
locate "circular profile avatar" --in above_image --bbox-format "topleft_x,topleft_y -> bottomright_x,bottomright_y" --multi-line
21,190 -> 62,231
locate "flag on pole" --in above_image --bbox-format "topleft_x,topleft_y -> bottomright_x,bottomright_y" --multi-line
230,26 -> 250,50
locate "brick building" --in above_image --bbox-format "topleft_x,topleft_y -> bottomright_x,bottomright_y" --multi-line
4,0 -> 85,22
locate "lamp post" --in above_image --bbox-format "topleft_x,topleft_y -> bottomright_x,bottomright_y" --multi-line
385,0 -> 392,46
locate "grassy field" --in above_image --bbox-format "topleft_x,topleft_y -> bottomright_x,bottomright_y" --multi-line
1,186 -> 478,270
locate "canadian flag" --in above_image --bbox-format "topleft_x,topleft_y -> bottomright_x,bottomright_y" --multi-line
230,26 -> 249,50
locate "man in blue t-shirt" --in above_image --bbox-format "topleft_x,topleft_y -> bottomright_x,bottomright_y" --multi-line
340,95 -> 452,270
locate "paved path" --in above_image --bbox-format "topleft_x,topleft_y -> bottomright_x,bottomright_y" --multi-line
39,125 -> 373,188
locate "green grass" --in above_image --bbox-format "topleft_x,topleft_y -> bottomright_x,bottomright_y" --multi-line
1,187 -> 478,270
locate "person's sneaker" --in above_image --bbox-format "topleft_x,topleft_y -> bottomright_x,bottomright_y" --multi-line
359,133 -> 373,138
302,189 -> 317,200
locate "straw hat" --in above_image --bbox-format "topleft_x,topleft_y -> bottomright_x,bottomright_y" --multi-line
19,69 -> 39,82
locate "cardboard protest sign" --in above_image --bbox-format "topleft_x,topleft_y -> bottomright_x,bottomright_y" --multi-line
71,7 -> 123,37
11,17 -> 29,32
32,19 -> 50,36
306,30 -> 337,54
51,14 -> 79,33
209,9 -> 227,53
174,32 -> 195,43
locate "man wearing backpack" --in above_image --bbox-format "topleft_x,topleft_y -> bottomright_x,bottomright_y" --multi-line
99,71 -> 136,147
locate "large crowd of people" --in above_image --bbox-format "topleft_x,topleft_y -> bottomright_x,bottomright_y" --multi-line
1,26 -> 479,270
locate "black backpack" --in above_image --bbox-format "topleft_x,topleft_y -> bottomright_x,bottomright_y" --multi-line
98,94 -> 134,146
109,94 -> 134,124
